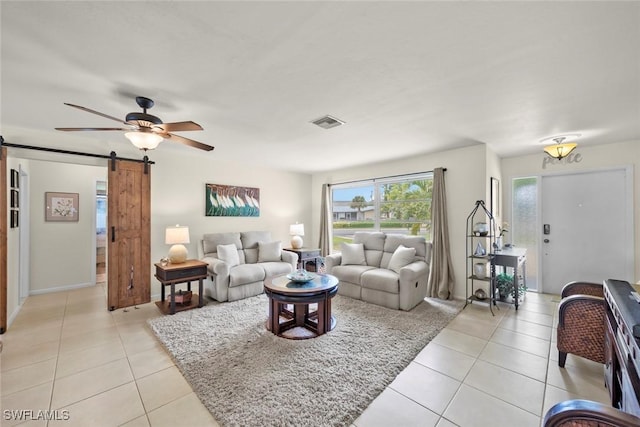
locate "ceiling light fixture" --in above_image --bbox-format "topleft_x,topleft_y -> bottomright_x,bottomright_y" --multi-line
541,134 -> 580,160
125,129 -> 164,151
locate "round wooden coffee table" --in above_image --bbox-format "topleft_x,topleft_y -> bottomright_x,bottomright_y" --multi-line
264,273 -> 338,339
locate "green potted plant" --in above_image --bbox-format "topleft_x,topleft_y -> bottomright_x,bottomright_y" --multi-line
495,272 -> 527,302
495,273 -> 513,301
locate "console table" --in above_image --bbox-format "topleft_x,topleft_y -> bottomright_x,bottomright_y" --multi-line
154,259 -> 207,315
603,279 -> 640,417
283,247 -> 322,271
491,247 -> 527,310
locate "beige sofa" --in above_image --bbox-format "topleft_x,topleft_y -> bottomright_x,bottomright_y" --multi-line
325,232 -> 431,311
201,231 -> 297,302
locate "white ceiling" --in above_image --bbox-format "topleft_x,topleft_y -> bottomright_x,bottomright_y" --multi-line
2,1 -> 639,173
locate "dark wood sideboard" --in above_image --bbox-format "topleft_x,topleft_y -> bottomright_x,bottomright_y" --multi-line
603,279 -> 640,417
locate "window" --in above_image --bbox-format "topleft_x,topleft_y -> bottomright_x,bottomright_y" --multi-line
512,177 -> 538,290
331,173 -> 433,252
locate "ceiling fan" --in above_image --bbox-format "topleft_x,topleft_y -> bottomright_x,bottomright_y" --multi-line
55,96 -> 214,152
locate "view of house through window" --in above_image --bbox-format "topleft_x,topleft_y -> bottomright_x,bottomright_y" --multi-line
331,173 -> 433,252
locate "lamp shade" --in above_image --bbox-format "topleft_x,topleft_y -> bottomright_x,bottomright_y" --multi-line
125,131 -> 163,150
165,225 -> 190,244
290,223 -> 305,236
543,142 -> 577,160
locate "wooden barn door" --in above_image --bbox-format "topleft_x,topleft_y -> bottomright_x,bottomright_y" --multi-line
107,159 -> 151,310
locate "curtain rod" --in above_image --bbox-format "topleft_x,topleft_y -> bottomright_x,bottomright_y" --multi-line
329,168 -> 446,187
0,138 -> 155,165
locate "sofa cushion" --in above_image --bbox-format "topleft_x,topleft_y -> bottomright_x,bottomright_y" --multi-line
354,231 -> 386,250
241,231 -> 272,264
361,268 -> 400,293
258,241 -> 282,262
331,265 -> 375,285
202,232 -> 241,257
387,245 -> 416,274
354,231 -> 385,267
261,261 -> 292,278
217,244 -> 240,267
229,264 -> 265,287
241,231 -> 272,250
384,234 -> 427,259
341,243 -> 366,265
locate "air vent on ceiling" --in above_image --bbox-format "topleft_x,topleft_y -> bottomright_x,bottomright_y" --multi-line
311,115 -> 345,129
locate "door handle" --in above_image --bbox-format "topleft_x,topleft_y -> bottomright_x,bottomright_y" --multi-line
543,239 -> 550,243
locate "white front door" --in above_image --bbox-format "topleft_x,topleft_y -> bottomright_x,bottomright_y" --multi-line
540,168 -> 633,295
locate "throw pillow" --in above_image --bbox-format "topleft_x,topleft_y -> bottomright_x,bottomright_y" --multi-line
217,244 -> 240,267
341,242 -> 366,265
258,241 -> 282,262
388,245 -> 416,274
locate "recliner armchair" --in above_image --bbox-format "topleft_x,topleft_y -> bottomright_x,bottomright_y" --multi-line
543,399 -> 640,427
556,281 -> 605,367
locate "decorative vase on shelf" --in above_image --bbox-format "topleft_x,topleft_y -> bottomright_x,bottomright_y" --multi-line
474,262 -> 486,279
495,236 -> 503,251
473,222 -> 489,236
474,242 -> 486,256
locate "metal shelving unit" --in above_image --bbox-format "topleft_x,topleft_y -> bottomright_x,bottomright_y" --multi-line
465,200 -> 497,315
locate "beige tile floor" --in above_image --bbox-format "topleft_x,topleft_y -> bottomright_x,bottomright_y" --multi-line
0,286 -> 609,427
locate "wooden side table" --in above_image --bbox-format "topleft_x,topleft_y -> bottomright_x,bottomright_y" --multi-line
283,247 -> 321,271
154,259 -> 207,315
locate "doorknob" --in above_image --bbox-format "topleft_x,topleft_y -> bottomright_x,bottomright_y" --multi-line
544,239 -> 550,243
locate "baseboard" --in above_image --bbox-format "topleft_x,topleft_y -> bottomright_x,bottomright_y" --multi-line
7,302 -> 23,329
30,282 -> 94,295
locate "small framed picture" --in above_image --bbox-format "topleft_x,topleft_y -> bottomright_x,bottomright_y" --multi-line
10,190 -> 19,208
45,192 -> 79,222
10,169 -> 19,189
10,210 -> 19,228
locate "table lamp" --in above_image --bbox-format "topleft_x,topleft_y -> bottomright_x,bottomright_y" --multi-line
290,223 -> 304,249
166,224 -> 190,263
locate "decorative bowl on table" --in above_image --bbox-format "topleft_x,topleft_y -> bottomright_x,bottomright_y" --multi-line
287,270 -> 317,283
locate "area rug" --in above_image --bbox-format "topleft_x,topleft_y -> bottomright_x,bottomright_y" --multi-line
148,294 -> 462,427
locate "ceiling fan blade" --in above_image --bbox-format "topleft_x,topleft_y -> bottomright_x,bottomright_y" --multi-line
165,133 -> 214,151
63,102 -> 132,126
153,121 -> 203,132
55,127 -> 130,131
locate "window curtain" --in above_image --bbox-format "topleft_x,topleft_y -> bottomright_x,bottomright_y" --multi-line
318,183 -> 332,257
427,167 -> 455,299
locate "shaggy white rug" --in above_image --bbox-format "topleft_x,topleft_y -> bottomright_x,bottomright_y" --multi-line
148,294 -> 462,427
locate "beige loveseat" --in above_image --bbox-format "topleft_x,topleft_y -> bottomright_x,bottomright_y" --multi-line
201,231 -> 297,302
325,232 -> 431,311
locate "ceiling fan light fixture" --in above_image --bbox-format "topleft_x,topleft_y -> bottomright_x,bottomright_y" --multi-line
125,130 -> 163,150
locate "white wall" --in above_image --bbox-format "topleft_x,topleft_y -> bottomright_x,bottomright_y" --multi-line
5,141 -> 312,322
311,144 -> 488,300
501,139 -> 640,283
28,160 -> 107,292
148,149 -> 312,285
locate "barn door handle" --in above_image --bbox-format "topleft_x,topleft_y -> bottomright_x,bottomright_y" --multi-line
111,226 -> 115,242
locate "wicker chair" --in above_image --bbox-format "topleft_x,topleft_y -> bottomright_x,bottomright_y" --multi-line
543,399 -> 640,427
557,281 -> 605,368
